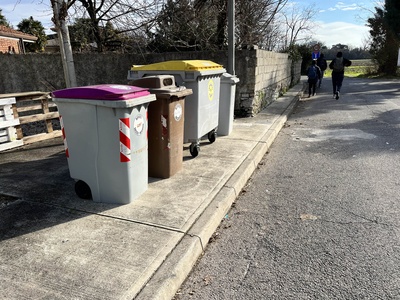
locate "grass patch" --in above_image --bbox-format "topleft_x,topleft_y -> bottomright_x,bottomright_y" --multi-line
323,59 -> 384,78
346,59 -> 378,78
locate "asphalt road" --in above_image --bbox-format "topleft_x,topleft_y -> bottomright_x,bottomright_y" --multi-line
174,77 -> 400,300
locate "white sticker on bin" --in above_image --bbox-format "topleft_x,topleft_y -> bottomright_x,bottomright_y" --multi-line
133,115 -> 144,135
174,103 -> 182,121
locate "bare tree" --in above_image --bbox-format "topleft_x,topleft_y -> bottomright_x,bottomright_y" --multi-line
52,0 -> 313,56
280,2 -> 317,50
260,20 -> 286,51
192,0 -> 228,50
69,0 -> 163,52
148,0 -> 220,52
235,0 -> 288,48
193,0 -> 289,50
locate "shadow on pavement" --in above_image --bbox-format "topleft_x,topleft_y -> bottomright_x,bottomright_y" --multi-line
0,140 -> 121,242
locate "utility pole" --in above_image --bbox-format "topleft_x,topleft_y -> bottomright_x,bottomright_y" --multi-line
227,0 -> 235,75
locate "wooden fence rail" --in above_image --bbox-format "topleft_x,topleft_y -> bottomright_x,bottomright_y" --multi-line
0,91 -> 61,151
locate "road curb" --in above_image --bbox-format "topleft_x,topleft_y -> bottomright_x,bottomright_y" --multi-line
134,82 -> 304,300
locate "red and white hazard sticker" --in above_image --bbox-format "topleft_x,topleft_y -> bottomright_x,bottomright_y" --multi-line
60,115 -> 69,158
119,118 -> 131,162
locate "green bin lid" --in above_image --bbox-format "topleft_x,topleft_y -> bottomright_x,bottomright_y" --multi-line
130,60 -> 224,71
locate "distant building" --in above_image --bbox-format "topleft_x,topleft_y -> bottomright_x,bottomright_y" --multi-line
45,33 -> 60,53
0,25 -> 38,54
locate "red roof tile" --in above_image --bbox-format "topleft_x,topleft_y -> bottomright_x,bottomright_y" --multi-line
0,25 -> 38,41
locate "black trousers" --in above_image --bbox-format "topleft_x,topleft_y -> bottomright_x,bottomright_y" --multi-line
332,72 -> 344,94
308,78 -> 317,95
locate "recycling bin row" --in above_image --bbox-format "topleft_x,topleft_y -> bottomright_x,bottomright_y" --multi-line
52,81 -> 191,204
52,60 -> 239,205
128,60 -> 239,157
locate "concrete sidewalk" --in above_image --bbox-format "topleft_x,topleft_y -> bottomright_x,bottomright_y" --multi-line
0,80 -> 305,300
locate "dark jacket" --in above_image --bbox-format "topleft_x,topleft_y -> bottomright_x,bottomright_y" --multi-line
329,57 -> 352,74
317,57 -> 327,71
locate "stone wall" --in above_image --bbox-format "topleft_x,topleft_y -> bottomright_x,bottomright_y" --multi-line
236,49 -> 299,116
0,49 -> 301,117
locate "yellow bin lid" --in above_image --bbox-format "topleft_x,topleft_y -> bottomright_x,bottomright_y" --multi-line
130,60 -> 224,71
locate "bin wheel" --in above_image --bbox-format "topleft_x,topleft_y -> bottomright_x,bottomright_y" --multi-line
75,180 -> 92,200
190,143 -> 200,158
208,130 -> 217,144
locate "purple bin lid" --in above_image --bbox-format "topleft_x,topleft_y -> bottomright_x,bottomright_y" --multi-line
52,84 -> 150,100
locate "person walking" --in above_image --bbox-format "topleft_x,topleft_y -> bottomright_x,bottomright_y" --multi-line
316,53 -> 327,88
329,51 -> 352,100
306,60 -> 321,97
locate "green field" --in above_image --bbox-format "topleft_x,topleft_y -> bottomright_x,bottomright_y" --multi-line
324,59 -> 377,78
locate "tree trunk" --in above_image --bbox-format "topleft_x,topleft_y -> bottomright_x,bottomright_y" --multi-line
51,0 -> 77,87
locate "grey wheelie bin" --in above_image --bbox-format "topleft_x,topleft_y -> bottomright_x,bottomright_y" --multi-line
130,75 -> 193,178
218,73 -> 239,136
128,60 -> 226,157
52,84 -> 156,204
